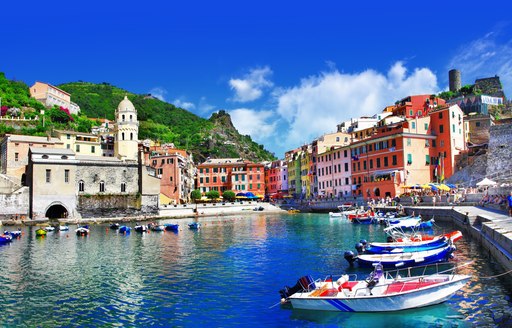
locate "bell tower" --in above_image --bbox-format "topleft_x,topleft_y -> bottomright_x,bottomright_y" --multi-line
114,95 -> 139,161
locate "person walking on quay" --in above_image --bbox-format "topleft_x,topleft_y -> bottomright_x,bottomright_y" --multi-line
432,194 -> 436,207
507,191 -> 512,217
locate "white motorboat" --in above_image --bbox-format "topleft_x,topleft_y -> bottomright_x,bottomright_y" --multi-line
279,263 -> 471,312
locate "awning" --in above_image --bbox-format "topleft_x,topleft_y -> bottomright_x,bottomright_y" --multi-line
372,169 -> 399,177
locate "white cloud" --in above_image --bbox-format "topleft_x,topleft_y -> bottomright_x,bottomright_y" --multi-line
272,62 -> 439,153
447,29 -> 512,96
198,96 -> 216,115
173,98 -> 196,110
149,87 -> 167,101
229,108 -> 278,139
229,67 -> 273,102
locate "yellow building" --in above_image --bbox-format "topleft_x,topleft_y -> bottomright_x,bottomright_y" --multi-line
54,130 -> 101,156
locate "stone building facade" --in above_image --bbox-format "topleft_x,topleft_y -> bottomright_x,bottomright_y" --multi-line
485,123 -> 512,183
25,97 -> 160,219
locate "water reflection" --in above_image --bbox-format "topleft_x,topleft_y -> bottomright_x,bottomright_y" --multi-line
0,214 -> 511,326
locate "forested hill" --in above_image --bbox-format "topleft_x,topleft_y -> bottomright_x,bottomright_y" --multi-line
58,82 -> 276,163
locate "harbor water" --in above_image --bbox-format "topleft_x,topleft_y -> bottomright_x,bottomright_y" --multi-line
1,213 -> 511,327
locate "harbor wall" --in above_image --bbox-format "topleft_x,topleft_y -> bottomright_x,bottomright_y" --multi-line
396,206 -> 512,272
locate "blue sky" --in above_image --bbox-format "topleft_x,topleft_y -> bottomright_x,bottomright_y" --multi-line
2,1 -> 512,158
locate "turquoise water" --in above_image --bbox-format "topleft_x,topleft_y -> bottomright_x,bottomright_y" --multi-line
1,213 -> 511,327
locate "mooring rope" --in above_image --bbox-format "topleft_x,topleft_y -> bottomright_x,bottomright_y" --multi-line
478,269 -> 512,279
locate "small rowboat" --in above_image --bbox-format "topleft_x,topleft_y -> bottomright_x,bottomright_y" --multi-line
4,230 -> 22,239
394,230 -> 463,243
75,226 -> 89,236
119,226 -> 131,234
358,237 -> 452,254
0,234 -> 13,245
188,222 -> 201,230
35,228 -> 47,237
279,263 -> 471,312
164,223 -> 179,231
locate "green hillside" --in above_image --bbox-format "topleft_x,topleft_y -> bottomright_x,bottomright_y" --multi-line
58,82 -> 276,163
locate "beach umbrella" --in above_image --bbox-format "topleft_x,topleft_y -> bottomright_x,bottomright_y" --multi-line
421,184 -> 431,189
476,178 -> 497,187
438,184 -> 451,191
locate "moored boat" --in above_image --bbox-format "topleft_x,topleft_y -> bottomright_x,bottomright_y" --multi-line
164,223 -> 179,231
35,228 -> 47,237
344,243 -> 455,268
356,237 -> 452,254
279,263 -> 471,312
134,224 -> 148,233
58,226 -> 69,231
4,229 -> 22,239
110,223 -> 120,230
44,226 -> 55,232
0,234 -> 13,245
393,230 -> 463,243
119,226 -> 131,234
75,226 -> 89,236
148,223 -> 165,232
188,222 -> 201,229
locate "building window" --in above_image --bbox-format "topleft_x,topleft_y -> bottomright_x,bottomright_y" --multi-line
206,177 -> 209,183
384,156 -> 388,167
407,154 -> 412,165
76,144 -> 80,152
476,122 -> 481,127
424,123 -> 428,130
432,140 -> 436,147
392,155 -> 397,165
91,146 -> 95,153
122,132 -> 125,140
221,176 -> 226,183
15,152 -> 19,161
376,158 -> 381,168
67,134 -> 70,140
426,155 -> 430,165
130,133 -> 133,140
78,180 -> 84,192
439,112 -> 443,119
200,177 -> 203,183
46,169 -> 51,183
65,169 -> 69,183
99,181 -> 105,192
418,110 -> 422,116
439,125 -> 444,133
344,150 -> 347,157
409,110 -> 413,116
412,122 -> 416,129
452,124 -> 455,133
67,144 -> 70,149
407,138 -> 411,146
121,183 -> 126,192
369,159 -> 373,169
130,115 -> 133,121
122,114 -> 125,121
213,177 -> 217,183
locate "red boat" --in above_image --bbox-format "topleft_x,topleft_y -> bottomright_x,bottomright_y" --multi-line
394,230 -> 462,243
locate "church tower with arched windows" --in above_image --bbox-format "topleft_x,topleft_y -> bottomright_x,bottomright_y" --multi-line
114,95 -> 139,161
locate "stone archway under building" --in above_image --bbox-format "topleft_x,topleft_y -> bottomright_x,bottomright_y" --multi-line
45,203 -> 69,219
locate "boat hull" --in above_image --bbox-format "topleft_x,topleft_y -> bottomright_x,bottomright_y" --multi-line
289,276 -> 469,312
355,244 -> 455,268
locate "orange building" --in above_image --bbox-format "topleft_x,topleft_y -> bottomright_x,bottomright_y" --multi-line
197,158 -> 265,197
388,95 -> 446,118
350,103 -> 465,199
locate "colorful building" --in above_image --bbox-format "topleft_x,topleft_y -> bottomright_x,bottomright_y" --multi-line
54,130 -> 101,156
196,158 -> 265,197
316,145 -> 353,198
265,160 -> 288,197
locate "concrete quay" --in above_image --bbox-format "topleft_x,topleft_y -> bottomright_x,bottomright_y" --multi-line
0,202 -> 286,226
379,205 -> 512,272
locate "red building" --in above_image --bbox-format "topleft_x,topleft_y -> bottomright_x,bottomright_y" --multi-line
264,160 -> 287,197
388,95 -> 446,118
197,158 -> 265,196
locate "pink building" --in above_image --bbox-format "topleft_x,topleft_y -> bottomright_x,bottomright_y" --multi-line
316,145 -> 352,198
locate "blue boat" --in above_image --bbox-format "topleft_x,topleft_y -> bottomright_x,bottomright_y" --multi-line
0,234 -> 13,245
358,237 -> 451,254
164,223 -> 179,231
188,222 -> 201,230
4,230 -> 22,239
344,243 -> 455,268
119,226 -> 131,234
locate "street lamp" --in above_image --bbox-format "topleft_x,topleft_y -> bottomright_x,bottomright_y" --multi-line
41,109 -> 45,127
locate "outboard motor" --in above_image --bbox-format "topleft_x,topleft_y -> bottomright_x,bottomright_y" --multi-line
355,242 -> 365,253
360,239 -> 367,246
279,275 -> 315,300
344,250 -> 357,265
386,236 -> 394,243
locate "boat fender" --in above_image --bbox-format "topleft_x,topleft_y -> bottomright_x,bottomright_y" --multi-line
336,275 -> 348,286
360,239 -> 367,246
344,251 -> 357,265
355,242 -> 365,253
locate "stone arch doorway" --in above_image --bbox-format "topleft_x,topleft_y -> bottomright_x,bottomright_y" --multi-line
45,203 -> 68,219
